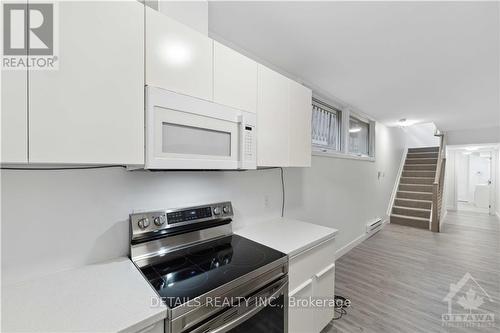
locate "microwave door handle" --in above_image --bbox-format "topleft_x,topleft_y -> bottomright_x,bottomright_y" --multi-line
190,278 -> 288,333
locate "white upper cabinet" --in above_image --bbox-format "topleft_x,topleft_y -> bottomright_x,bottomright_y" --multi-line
146,6 -> 213,101
213,41 -> 257,113
257,65 -> 290,167
289,80 -> 312,167
257,66 -> 312,167
1,70 -> 28,164
29,1 -> 144,165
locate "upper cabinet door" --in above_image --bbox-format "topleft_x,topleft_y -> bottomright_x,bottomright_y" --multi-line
29,1 -> 144,165
213,41 -> 257,113
1,70 -> 28,164
146,7 -> 213,101
289,80 -> 312,167
257,65 -> 289,167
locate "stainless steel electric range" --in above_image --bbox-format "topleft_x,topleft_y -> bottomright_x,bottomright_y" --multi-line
130,202 -> 288,333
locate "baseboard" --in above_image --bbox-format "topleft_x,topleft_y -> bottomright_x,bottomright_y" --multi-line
335,220 -> 388,259
336,233 -> 367,260
439,210 -> 448,230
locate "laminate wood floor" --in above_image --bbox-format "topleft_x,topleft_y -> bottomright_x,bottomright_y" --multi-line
322,211 -> 500,333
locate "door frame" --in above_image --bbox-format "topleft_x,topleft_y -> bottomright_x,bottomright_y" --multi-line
446,144 -> 499,216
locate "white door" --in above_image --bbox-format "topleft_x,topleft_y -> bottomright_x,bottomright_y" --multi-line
288,80 -> 312,167
213,41 -> 257,113
145,6 -> 213,101
454,149 -> 495,214
289,278 -> 314,333
313,263 -> 335,332
29,1 -> 144,165
257,65 -> 289,167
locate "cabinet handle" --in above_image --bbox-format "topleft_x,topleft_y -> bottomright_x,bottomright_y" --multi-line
315,263 -> 335,279
290,278 -> 313,296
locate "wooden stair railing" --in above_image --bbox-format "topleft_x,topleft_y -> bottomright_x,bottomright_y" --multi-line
431,135 -> 446,232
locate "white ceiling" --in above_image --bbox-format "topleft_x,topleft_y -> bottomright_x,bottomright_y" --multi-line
208,1 -> 500,131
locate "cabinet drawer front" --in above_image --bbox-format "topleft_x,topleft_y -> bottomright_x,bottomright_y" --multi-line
288,277 -> 314,333
314,263 -> 335,332
289,238 -> 335,292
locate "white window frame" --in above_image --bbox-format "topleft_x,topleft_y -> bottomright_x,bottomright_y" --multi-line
311,99 -> 342,154
312,98 -> 376,162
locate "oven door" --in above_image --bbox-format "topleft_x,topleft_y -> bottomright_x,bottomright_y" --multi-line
189,277 -> 288,333
145,86 -> 256,170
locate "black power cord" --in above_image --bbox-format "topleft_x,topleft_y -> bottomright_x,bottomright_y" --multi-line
279,167 -> 285,217
332,295 -> 350,321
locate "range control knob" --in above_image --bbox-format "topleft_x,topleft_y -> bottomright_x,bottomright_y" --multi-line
154,215 -> 165,226
138,218 -> 150,230
213,207 -> 221,215
223,206 -> 230,214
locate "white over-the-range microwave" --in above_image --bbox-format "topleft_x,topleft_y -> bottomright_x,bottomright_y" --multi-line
144,86 -> 257,170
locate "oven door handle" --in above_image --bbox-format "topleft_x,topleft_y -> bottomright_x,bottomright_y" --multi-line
190,278 -> 288,333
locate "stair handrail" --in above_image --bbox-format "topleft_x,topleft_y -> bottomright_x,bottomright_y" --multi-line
431,134 -> 446,232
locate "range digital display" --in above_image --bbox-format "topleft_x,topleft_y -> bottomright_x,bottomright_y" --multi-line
167,207 -> 212,224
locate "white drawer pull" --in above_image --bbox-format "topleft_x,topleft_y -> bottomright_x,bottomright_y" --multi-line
290,278 -> 313,296
315,263 -> 335,279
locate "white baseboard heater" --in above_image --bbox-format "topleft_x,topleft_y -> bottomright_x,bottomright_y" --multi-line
366,218 -> 383,235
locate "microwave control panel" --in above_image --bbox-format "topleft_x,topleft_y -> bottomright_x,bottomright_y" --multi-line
240,112 -> 257,169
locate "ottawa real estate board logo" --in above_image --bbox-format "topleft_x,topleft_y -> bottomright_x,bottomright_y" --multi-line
2,1 -> 58,70
442,273 -> 495,328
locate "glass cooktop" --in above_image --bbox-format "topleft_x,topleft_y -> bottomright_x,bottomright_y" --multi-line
140,234 -> 286,308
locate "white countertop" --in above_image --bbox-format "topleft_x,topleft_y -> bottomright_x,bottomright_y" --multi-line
1,257 -> 167,333
235,218 -> 338,257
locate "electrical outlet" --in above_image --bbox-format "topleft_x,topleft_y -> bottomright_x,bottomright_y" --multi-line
264,195 -> 270,208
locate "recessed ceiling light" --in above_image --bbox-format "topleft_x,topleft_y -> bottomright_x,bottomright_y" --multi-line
465,147 -> 480,151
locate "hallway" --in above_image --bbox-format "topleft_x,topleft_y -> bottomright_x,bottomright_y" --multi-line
324,211 -> 500,333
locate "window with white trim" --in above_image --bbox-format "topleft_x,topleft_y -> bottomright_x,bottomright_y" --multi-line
311,99 -> 341,153
348,115 -> 370,156
311,98 -> 376,160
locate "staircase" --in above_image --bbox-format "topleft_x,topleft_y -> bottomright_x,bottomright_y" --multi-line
391,146 -> 440,229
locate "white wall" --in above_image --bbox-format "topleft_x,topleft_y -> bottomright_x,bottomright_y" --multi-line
446,126 -> 500,145
1,168 -> 283,285
403,122 -> 440,148
1,124 -> 404,285
284,124 -> 405,253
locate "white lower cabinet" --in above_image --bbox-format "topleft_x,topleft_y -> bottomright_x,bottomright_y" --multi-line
289,238 -> 336,333
289,278 -> 314,333
313,263 -> 336,332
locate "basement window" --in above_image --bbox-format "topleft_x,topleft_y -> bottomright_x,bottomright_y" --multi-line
349,116 -> 370,156
311,99 -> 341,153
